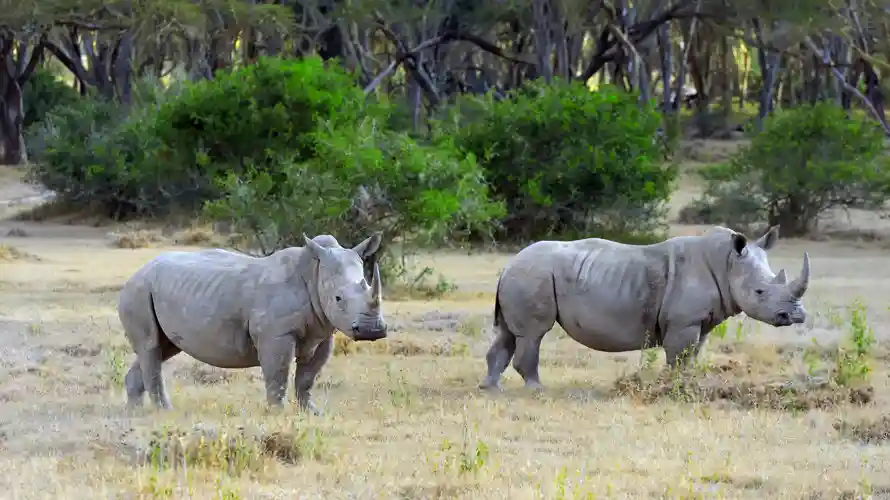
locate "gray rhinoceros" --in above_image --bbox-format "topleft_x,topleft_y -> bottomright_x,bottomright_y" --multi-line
479,225 -> 810,391
118,233 -> 387,413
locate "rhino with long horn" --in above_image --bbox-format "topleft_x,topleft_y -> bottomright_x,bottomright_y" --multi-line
479,225 -> 811,392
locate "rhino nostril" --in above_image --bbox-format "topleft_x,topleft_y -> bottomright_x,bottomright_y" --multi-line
776,312 -> 790,323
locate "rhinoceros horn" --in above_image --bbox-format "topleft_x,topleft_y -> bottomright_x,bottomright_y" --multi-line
789,252 -> 810,299
371,261 -> 382,305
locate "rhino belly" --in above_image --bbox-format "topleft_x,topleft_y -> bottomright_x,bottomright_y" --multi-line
154,305 -> 260,369
556,296 -> 653,352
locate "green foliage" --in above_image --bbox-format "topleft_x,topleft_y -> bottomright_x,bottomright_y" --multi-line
833,299 -> 875,387
25,82 -> 170,216
693,102 -> 890,235
26,57 -> 383,217
443,78 -> 676,242
204,113 -> 503,270
151,55 -> 371,175
22,67 -> 80,130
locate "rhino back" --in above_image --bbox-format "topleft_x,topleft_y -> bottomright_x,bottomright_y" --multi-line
540,240 -> 668,351
143,250 -> 263,368
553,236 -> 722,351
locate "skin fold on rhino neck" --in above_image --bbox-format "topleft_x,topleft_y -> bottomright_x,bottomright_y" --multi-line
702,236 -> 743,325
302,254 -> 336,335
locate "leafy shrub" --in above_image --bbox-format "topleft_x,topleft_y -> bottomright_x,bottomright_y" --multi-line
151,55 -> 373,178
204,113 -> 503,280
26,82 -> 170,217
443,78 -> 676,243
22,67 -> 80,130
691,102 -> 890,235
27,56 -> 379,218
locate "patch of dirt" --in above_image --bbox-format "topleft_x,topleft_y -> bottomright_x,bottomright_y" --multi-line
833,416 -> 890,444
58,344 -> 102,358
613,361 -> 874,411
407,310 -> 476,332
5,227 -> 27,237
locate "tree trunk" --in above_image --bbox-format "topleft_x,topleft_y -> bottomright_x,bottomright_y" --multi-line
0,77 -> 26,165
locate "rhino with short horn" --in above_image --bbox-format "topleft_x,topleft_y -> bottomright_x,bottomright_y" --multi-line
479,225 -> 810,391
118,233 -> 387,413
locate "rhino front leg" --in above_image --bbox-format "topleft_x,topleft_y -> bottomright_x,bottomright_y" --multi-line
294,335 -> 334,416
257,334 -> 298,408
663,326 -> 701,370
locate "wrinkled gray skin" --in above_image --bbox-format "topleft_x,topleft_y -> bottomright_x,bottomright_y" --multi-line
479,225 -> 811,391
118,233 -> 387,413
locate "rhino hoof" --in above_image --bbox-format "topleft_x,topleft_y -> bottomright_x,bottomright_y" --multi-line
525,381 -> 545,392
300,401 -> 324,416
478,380 -> 502,392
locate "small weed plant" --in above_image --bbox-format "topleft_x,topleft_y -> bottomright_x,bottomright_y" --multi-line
833,299 -> 876,386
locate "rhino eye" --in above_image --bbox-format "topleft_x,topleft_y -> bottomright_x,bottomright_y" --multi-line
755,289 -> 764,296
335,295 -> 342,303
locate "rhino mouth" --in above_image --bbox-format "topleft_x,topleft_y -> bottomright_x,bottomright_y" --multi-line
773,311 -> 805,327
350,319 -> 388,341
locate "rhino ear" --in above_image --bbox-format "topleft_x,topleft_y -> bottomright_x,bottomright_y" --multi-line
755,225 -> 780,251
303,233 -> 333,263
353,232 -> 383,283
352,232 -> 383,259
731,233 -> 748,256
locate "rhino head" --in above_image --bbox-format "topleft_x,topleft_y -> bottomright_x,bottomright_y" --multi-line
727,225 -> 810,327
303,233 -> 388,341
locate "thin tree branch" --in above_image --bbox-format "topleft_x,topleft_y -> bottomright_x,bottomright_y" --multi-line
803,35 -> 890,135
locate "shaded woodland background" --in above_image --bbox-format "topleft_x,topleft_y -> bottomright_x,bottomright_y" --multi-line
4,0 -> 890,283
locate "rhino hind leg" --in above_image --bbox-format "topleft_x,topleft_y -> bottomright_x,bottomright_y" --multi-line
124,341 -> 181,408
120,288 -> 181,410
480,273 -> 556,391
479,326 -> 517,391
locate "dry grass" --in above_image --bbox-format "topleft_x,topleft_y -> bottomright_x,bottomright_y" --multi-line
1,143 -> 890,499
107,225 -> 232,250
0,243 -> 39,262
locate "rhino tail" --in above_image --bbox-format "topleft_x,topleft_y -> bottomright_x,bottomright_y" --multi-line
146,290 -> 169,344
148,292 -> 165,337
492,278 -> 503,329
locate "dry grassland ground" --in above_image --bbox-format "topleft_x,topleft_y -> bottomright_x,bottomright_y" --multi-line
2,142 -> 890,499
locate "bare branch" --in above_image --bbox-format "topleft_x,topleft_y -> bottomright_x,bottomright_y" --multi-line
803,35 -> 890,135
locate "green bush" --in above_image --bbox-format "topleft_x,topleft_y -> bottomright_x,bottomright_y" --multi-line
25,82 -> 170,217
22,67 -> 80,130
693,101 -> 890,235
443,78 -> 676,243
204,112 -> 504,279
27,56 -> 380,218
151,55 -> 373,177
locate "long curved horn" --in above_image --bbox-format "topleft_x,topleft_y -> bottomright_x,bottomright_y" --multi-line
371,262 -> 382,304
789,252 -> 810,298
